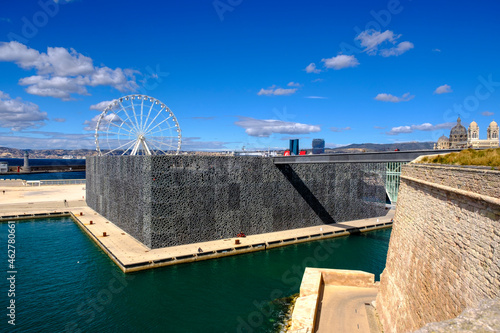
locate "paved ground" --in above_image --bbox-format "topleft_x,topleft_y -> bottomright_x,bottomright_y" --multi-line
0,183 -> 394,272
315,285 -> 380,333
0,183 -> 87,215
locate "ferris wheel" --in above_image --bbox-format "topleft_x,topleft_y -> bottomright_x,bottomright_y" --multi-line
95,94 -> 181,156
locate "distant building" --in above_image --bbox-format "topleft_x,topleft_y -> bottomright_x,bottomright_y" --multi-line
312,139 -> 325,154
0,162 -> 8,173
289,139 -> 299,155
435,117 -> 499,149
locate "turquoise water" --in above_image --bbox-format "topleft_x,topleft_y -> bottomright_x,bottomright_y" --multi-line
0,218 -> 391,333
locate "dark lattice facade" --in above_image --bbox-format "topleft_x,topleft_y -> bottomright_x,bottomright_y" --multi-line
86,155 -> 386,249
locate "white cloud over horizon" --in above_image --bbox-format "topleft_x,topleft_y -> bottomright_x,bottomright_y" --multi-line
386,122 -> 455,135
0,41 -> 139,100
181,137 -> 230,150
0,90 -> 48,131
235,116 -> 321,137
434,84 -> 452,94
482,111 -> 494,116
321,55 -> 359,70
374,92 -> 414,102
0,130 -> 231,151
0,131 -> 95,150
355,29 -> 414,57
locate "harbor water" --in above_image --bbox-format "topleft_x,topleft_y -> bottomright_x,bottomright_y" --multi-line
0,158 -> 86,180
0,217 -> 391,333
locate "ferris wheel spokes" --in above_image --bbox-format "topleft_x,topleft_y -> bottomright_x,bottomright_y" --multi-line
95,94 -> 181,156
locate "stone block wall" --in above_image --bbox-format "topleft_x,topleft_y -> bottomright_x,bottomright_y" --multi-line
86,155 -> 386,248
403,163 -> 500,198
376,163 -> 500,333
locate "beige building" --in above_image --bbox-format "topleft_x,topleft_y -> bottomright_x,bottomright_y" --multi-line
435,117 -> 499,149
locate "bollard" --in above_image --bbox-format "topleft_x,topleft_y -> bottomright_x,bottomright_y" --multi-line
235,239 -> 240,245
80,212 -> 83,216
89,221 -> 93,225
103,232 -> 107,237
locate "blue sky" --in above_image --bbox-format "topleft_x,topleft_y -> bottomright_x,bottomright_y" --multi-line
0,0 -> 499,151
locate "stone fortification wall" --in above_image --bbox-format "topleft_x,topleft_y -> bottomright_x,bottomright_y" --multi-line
86,155 -> 386,249
413,298 -> 500,333
376,163 -> 500,333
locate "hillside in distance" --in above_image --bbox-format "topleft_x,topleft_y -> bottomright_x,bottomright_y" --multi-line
0,147 -> 97,159
0,141 -> 436,158
327,142 -> 435,153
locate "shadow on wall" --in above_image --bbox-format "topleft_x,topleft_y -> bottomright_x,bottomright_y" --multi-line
276,164 -> 336,224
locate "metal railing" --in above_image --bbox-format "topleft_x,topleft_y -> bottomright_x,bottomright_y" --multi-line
386,162 -> 407,203
25,179 -> 86,186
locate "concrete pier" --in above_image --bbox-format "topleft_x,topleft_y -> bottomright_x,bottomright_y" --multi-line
0,182 -> 393,273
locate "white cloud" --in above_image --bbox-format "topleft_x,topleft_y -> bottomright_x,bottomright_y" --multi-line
257,85 -> 297,96
374,92 -> 414,103
386,122 -> 455,135
88,67 -> 139,91
287,82 -> 301,87
83,113 -> 122,131
191,116 -> 216,120
355,29 -> 413,57
0,42 -> 93,76
379,41 -> 414,57
181,137 -> 230,151
305,63 -> 321,73
89,100 -> 117,111
330,126 -> 351,132
356,30 -> 398,54
434,84 -> 452,94
0,90 -> 48,131
305,96 -> 328,99
19,75 -> 89,100
325,143 -> 348,148
321,55 -> 359,70
482,111 -> 494,116
0,41 -> 139,100
53,118 -> 66,122
235,116 -> 320,137
432,48 -> 441,53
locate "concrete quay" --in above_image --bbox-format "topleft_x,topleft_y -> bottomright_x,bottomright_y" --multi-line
288,268 -> 382,333
0,183 -> 393,273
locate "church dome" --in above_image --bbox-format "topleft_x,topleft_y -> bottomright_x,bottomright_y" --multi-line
450,117 -> 467,137
469,120 -> 478,128
438,135 -> 449,142
489,120 -> 498,128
